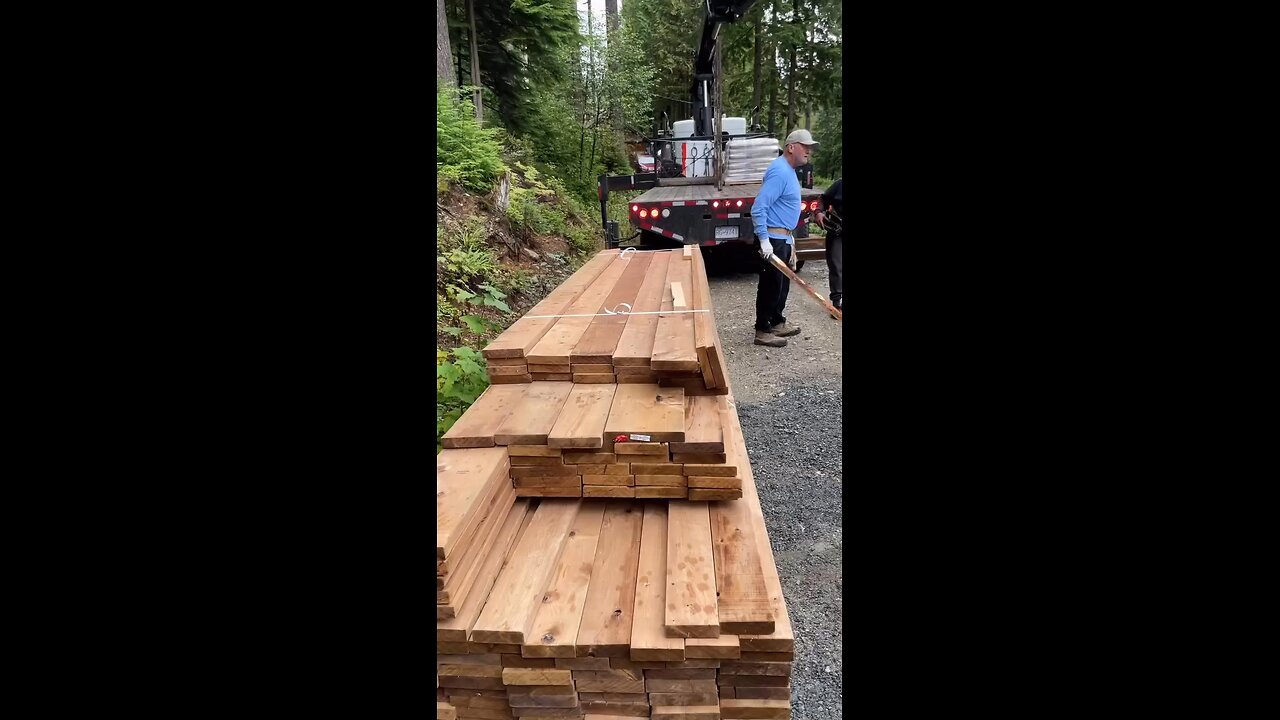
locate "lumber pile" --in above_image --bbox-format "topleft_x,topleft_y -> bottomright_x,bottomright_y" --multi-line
440,382 -> 743,501
482,248 -> 729,393
436,390 -> 795,718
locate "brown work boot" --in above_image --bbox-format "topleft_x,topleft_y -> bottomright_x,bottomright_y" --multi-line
769,321 -> 801,338
754,330 -> 787,347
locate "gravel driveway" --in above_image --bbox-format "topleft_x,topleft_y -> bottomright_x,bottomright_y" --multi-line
708,258 -> 843,719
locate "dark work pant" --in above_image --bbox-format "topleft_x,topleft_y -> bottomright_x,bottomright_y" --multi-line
826,233 -> 843,302
756,242 -> 792,332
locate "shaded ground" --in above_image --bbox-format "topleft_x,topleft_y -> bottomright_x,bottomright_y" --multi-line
708,260 -> 843,719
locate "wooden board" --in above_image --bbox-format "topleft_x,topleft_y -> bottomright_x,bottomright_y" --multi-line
635,486 -> 686,499
573,373 -> 617,383
724,393 -> 795,654
613,442 -> 668,455
572,252 -> 654,363
483,250 -> 619,359
685,634 -> 740,659
575,501 -> 644,657
494,382 -> 575,445
488,365 -> 531,376
603,384 -> 685,442
547,384 -> 617,449
650,707 -> 720,720
630,463 -> 683,475
530,373 -> 573,381
441,385 -> 529,448
522,504 -> 608,658
719,699 -> 791,718
508,445 -> 564,457
584,485 -> 635,497
650,252 -> 700,372
688,488 -> 742,501
630,503 -> 685,661
527,363 -> 572,373
633,475 -> 687,487
709,496 -> 775,635
500,668 -> 573,686
671,452 -> 726,464
664,501 -> 719,638
437,500 -> 532,642
669,395 -> 724,453
572,364 -> 616,373
613,252 -> 671,366
471,500 -> 581,644
437,447 -> 510,563
527,255 -> 629,364
438,483 -> 516,612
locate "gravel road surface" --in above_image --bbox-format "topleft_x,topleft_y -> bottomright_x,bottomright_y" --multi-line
708,258 -> 843,718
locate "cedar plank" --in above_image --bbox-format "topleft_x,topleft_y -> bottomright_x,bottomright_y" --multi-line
547,384 -> 617,449
526,255 -> 630,364
664,501 -> 719,638
630,503 -> 685,660
613,252 -> 671,365
572,252 -> 654,362
576,501 -> 644,657
483,250 -> 619,358
471,500 -> 581,644
522,504 -> 608,657
441,384 -> 529,448
494,382 -> 575,445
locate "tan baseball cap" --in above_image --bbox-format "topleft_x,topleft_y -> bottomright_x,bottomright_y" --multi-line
785,129 -> 819,146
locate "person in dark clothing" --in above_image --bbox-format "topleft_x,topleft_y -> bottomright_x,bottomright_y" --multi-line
813,177 -> 843,313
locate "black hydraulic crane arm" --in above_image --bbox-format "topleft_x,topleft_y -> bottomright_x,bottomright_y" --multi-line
691,0 -> 758,137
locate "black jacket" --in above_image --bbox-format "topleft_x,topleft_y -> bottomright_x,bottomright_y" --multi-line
821,178 -> 843,236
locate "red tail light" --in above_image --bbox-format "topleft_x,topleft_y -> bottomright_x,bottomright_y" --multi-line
736,200 -> 744,207
639,209 -> 648,218
712,201 -> 720,208
809,201 -> 819,210
631,204 -> 639,213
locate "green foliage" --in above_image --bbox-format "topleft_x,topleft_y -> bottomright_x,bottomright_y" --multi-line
437,346 -> 490,452
438,87 -> 507,193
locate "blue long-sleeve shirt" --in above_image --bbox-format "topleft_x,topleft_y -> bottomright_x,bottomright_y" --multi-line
752,155 -> 802,246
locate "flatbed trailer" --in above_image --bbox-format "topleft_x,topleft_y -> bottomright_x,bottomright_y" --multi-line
601,174 -> 826,268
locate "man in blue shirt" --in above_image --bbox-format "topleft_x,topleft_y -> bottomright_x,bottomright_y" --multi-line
751,129 -> 819,347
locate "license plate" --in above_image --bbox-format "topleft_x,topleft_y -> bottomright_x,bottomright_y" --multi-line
714,226 -> 739,239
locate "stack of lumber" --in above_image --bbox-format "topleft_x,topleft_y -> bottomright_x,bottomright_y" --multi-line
482,247 -> 729,394
436,390 -> 795,718
437,447 -> 522,620
440,383 -> 743,501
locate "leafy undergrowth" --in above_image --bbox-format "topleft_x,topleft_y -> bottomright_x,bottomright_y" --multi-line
436,90 -> 608,450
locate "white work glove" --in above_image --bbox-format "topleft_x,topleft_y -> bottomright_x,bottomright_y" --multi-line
758,236 -> 773,260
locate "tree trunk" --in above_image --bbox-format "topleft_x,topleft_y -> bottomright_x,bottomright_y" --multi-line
751,11 -> 762,129
606,0 -> 622,131
437,0 -> 455,88
467,0 -> 483,123
786,0 -> 798,131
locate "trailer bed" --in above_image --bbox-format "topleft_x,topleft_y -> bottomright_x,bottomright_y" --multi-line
633,182 -> 824,204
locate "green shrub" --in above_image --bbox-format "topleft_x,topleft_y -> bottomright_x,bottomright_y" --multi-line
437,347 -> 490,452
438,88 -> 506,194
